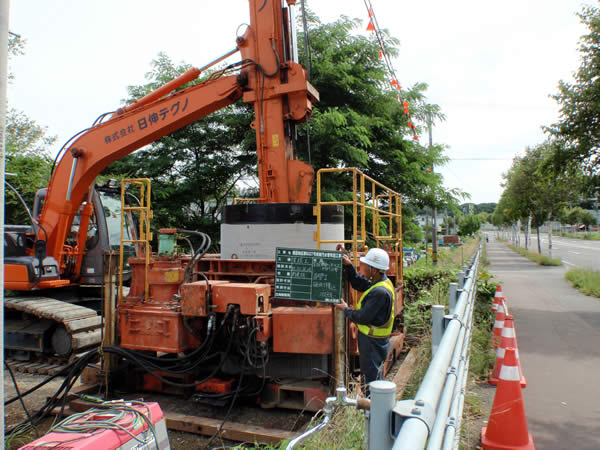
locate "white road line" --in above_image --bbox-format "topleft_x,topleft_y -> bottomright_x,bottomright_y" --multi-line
569,251 -> 581,255
564,261 -> 576,267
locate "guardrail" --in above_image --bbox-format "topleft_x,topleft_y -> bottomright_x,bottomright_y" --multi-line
288,245 -> 481,449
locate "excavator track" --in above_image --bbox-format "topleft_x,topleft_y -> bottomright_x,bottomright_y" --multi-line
5,296 -> 103,360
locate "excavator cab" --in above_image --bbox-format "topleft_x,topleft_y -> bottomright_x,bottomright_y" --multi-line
4,181 -> 139,359
20,181 -> 138,288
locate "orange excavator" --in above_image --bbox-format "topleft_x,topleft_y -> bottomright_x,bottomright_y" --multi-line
5,0 -> 404,410
4,0 -> 320,364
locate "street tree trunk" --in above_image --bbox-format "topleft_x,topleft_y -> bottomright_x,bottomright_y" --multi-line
548,217 -> 553,259
527,215 -> 532,249
537,226 -> 541,254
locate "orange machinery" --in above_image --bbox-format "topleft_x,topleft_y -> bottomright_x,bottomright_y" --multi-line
5,0 -> 316,293
5,0 -> 404,410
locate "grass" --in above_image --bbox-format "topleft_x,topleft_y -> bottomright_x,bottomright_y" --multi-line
507,243 -> 562,266
565,267 -> 600,298
554,231 -> 600,241
402,335 -> 432,399
281,385 -> 365,450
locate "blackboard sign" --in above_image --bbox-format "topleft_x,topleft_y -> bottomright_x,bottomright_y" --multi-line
274,247 -> 343,303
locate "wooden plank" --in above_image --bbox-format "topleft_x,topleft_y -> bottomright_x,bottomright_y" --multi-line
384,333 -> 405,376
16,362 -> 37,373
47,365 -> 65,376
393,347 -> 419,400
7,360 -> 29,369
25,363 -> 46,373
35,364 -> 54,375
164,412 -> 297,445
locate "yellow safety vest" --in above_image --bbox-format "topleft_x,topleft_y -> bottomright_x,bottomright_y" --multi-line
356,278 -> 395,338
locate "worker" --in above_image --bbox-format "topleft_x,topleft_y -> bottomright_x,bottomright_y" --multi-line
335,248 -> 395,391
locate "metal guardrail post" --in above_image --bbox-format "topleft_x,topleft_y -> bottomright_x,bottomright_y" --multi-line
369,381 -> 396,450
448,283 -> 458,314
431,305 -> 445,357
457,271 -> 465,290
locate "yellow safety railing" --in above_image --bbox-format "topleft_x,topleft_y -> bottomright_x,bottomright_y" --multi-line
315,168 -> 403,280
119,178 -> 152,303
233,197 -> 261,204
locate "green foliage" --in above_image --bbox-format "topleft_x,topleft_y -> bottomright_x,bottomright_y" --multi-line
546,5 -> 600,173
5,154 -> 52,224
493,143 -> 581,229
469,267 -> 497,379
507,243 -> 562,266
477,211 -> 490,225
565,267 -> 600,298
567,206 -> 585,225
402,336 -> 431,400
102,16 -> 464,246
555,231 -> 600,240
403,265 -> 457,304
289,397 -> 365,449
296,16 -> 463,210
458,214 -> 480,236
104,53 -> 254,239
8,33 -> 26,83
6,109 -> 56,157
460,202 -> 497,215
579,209 -> 598,228
402,209 -> 425,244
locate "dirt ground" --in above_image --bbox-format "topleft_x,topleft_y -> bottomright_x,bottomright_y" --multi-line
4,347 -> 494,450
461,377 -> 495,450
3,370 -> 311,449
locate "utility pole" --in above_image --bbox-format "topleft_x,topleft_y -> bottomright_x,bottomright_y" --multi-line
429,112 -> 438,265
425,213 -> 429,264
1,0 -> 10,441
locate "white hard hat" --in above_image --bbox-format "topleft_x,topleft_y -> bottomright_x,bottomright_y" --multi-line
360,248 -> 390,271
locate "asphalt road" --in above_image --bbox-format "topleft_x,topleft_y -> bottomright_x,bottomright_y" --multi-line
513,232 -> 600,269
487,238 -> 600,449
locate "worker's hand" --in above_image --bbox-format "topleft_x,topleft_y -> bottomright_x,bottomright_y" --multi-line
335,299 -> 348,310
342,254 -> 353,266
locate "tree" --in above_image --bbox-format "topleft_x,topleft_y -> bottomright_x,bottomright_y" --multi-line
105,15 -> 463,245
5,35 -> 56,225
458,214 -> 480,237
477,212 -> 490,225
546,5 -> 600,173
495,142 -> 580,253
6,108 -> 56,157
295,15 -> 464,241
579,209 -> 597,231
566,207 -> 584,226
104,53 -> 255,238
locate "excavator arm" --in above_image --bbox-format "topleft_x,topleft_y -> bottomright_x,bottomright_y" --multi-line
41,75 -> 244,275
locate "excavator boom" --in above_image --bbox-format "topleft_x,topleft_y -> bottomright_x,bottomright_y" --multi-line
21,0 -> 317,290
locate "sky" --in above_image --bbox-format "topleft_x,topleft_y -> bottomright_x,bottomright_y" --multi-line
6,0 -> 589,205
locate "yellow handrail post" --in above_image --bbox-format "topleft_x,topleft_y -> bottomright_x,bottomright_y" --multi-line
119,179 -> 152,304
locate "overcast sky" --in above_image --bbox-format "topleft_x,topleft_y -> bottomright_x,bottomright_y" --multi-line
7,0 -> 588,204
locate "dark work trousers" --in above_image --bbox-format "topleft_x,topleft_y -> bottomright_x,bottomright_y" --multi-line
358,331 -> 390,392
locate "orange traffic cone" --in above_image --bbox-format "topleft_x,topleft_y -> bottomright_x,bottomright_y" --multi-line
488,345 -> 505,385
500,315 -> 526,387
481,348 -> 535,449
491,303 -> 506,348
492,285 -> 504,312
